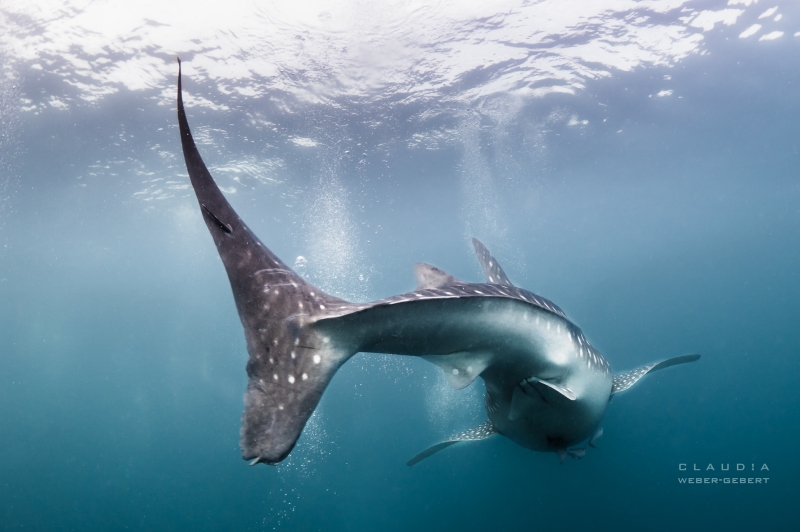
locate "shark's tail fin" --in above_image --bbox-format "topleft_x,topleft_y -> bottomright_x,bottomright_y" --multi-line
178,60 -> 356,465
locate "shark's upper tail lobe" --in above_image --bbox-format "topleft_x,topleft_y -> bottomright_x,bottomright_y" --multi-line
177,60 -> 356,465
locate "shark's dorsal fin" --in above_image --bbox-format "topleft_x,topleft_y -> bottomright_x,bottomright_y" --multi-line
611,354 -> 700,395
407,420 -> 496,466
413,263 -> 460,290
472,238 -> 513,286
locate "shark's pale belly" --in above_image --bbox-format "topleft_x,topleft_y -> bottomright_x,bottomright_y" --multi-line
314,294 -> 613,450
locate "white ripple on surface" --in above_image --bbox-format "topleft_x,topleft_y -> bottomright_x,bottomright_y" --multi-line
739,24 -> 762,38
0,0 -> 766,111
758,31 -> 784,41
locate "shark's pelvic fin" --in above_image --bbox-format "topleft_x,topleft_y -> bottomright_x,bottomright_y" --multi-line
557,449 -> 568,464
589,427 -> 603,448
407,420 -> 497,466
568,447 -> 586,460
178,61 -> 356,466
557,446 -> 587,463
422,351 -> 493,389
413,263 -> 460,290
472,238 -> 513,286
611,354 -> 701,395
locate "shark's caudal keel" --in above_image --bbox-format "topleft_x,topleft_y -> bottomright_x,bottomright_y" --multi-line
176,62 -> 700,467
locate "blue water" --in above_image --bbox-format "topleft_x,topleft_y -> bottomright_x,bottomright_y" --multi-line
1,1 -> 799,530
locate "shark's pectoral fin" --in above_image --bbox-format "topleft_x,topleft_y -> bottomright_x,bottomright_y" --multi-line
405,441 -> 458,467
611,354 -> 701,395
413,263 -> 460,290
472,238 -> 514,286
589,427 -> 603,448
422,351 -> 492,390
568,447 -> 586,460
406,420 -> 496,466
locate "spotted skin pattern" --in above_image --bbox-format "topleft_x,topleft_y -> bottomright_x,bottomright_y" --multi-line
611,365 -> 657,394
316,281 -> 610,376
452,420 -> 497,441
177,63 -> 699,467
473,238 -> 513,286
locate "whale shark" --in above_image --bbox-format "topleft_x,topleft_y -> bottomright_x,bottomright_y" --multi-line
176,61 -> 700,467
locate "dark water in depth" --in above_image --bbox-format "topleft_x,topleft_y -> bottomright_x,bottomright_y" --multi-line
1,1 -> 799,530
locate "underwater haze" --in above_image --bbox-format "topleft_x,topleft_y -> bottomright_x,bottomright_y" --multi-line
1,0 -> 799,530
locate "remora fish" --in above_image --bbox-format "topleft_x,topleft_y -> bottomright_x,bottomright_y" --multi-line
176,61 -> 700,467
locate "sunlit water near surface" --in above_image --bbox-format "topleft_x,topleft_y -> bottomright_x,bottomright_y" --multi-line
1,1 -> 799,530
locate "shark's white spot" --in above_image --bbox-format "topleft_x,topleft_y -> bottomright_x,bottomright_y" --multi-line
475,290 -> 483,295
313,354 -> 321,364
294,338 -> 300,345
302,373 -> 308,380
269,357 -> 274,364
278,404 -> 284,410
291,351 -> 296,359
319,304 -> 326,310
288,375 -> 295,384
452,368 -> 460,375
273,374 -> 278,380
310,292 -> 315,297
323,337 -> 330,344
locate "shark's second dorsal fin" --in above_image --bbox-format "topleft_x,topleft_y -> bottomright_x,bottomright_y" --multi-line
472,238 -> 513,286
414,263 -> 460,290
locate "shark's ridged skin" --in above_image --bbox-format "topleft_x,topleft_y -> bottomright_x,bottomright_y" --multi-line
176,63 -> 700,466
